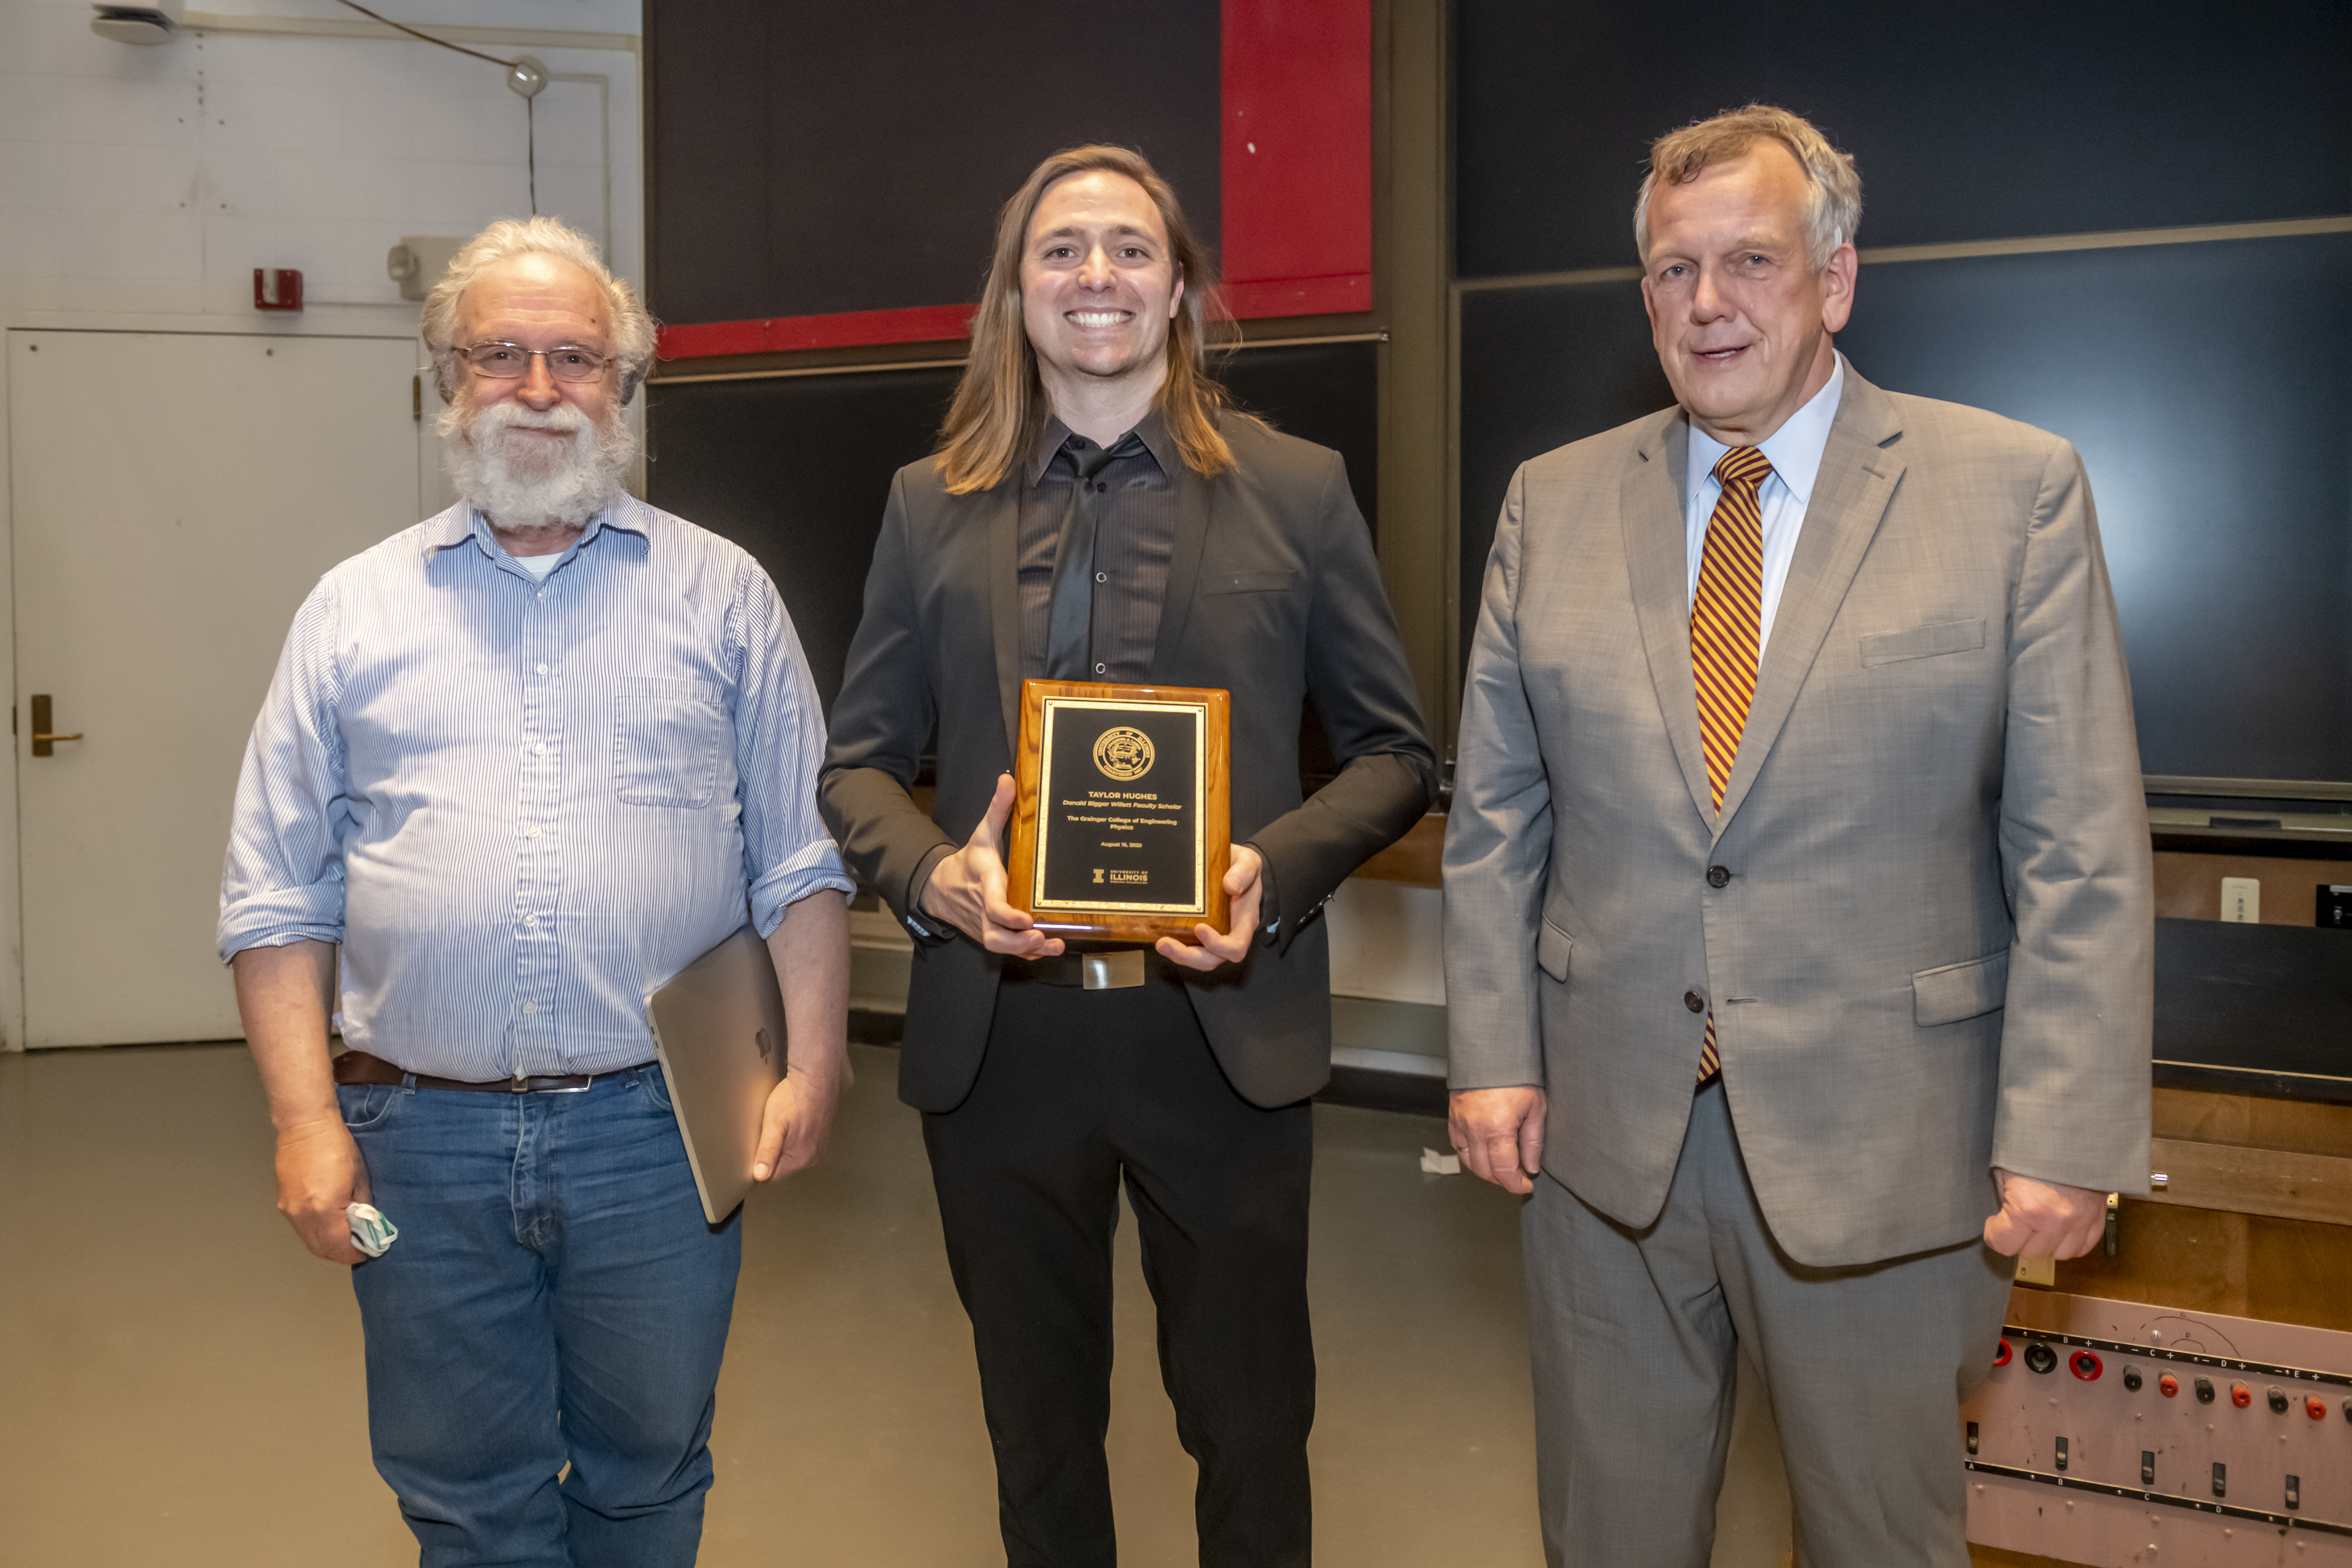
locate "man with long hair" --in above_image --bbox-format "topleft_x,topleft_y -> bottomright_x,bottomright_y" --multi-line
821,147 -> 1436,1565
221,217 -> 853,1563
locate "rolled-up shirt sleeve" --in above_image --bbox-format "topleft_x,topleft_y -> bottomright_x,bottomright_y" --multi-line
218,576 -> 354,962
730,561 -> 855,937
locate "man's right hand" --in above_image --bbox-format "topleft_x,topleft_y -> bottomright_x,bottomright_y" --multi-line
1449,1086 -> 1548,1195
918,773 -> 1065,959
275,1114 -> 370,1265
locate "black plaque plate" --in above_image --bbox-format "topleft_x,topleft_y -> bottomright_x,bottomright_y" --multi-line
1007,681 -> 1231,941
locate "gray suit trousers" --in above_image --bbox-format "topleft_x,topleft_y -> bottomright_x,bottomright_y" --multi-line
1524,1085 -> 2013,1568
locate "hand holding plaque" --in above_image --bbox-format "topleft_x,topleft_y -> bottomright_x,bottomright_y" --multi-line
1005,680 -> 1232,943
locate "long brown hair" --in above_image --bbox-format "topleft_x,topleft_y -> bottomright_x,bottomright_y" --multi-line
936,145 -> 1237,494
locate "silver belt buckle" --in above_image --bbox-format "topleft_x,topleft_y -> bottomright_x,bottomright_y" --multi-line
1081,950 -> 1146,991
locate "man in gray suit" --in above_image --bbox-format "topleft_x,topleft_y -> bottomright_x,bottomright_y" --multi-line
1444,105 -> 2153,1566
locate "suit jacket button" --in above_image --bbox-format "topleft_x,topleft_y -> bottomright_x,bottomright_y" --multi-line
1684,991 -> 1706,1013
1707,865 -> 1732,888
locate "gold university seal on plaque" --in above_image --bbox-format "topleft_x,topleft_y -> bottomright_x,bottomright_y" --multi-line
1092,727 -> 1155,781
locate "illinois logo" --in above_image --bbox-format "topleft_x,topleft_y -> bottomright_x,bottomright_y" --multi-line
1092,726 -> 1155,782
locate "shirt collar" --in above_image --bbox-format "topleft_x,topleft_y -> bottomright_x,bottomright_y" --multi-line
424,494 -> 651,567
1025,406 -> 1176,487
1688,353 -> 1846,508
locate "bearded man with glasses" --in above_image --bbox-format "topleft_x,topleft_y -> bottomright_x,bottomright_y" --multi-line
219,216 -> 853,1566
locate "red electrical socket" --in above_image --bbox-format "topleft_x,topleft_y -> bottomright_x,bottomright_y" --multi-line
254,269 -> 303,311
2230,1381 -> 2252,1408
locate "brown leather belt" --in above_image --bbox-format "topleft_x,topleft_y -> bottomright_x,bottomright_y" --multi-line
334,1048 -> 604,1094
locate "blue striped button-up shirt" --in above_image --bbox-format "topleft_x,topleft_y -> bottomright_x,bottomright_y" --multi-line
219,497 -> 854,1078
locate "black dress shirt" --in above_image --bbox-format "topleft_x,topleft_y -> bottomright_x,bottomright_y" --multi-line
1016,411 -> 1181,683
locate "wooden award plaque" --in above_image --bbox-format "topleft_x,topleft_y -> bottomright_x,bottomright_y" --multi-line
1005,680 -> 1232,942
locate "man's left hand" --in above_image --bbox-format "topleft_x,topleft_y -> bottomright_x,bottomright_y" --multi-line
1983,1167 -> 2107,1260
1155,845 -> 1265,972
752,1069 -> 843,1183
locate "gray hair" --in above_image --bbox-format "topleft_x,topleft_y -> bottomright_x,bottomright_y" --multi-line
1633,105 -> 1862,270
420,216 -> 657,404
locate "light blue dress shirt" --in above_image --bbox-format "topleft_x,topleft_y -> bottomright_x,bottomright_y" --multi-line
1685,354 -> 1847,655
220,497 -> 854,1079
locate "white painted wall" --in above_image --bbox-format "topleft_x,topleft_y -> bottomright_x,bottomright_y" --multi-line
0,0 -> 643,1048
0,0 -> 642,319
1326,879 -> 1445,1008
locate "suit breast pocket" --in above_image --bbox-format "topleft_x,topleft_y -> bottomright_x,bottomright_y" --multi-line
612,675 -> 727,808
1201,568 -> 1301,595
1860,617 -> 1986,667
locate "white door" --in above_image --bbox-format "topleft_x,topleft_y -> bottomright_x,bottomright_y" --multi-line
9,330 -> 422,1047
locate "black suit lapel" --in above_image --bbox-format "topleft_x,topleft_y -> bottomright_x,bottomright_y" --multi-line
985,480 -> 1023,763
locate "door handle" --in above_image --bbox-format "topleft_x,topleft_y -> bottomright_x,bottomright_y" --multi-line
29,694 -> 82,757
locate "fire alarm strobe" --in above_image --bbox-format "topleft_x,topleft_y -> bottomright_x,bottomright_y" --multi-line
254,269 -> 303,312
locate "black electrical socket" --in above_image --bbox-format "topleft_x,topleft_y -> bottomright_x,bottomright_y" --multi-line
2320,886 -> 2352,929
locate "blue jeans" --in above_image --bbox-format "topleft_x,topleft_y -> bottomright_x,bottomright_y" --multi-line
340,1065 -> 741,1568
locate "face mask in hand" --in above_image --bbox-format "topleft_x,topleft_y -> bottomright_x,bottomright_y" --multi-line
347,1202 -> 400,1258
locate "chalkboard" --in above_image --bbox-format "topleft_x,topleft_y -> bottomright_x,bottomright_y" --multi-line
2154,920 -> 2352,1104
645,366 -> 963,715
1454,0 -> 2352,280
647,0 -> 1221,326
1456,234 -> 2352,784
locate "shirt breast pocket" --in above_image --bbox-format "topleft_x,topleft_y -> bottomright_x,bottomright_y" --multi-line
612,675 -> 726,808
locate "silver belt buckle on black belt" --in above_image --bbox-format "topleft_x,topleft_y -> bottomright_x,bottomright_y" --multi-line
1081,950 -> 1146,991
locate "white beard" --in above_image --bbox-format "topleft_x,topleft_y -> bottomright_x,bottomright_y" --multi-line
439,396 -> 635,529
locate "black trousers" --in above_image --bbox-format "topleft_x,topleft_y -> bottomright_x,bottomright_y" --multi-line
922,963 -> 1316,1568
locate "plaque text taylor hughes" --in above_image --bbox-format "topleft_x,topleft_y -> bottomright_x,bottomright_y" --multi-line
1007,680 -> 1232,943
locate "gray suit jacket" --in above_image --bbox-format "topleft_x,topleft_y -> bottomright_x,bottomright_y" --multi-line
1444,364 -> 2154,1267
824,416 -> 1437,1113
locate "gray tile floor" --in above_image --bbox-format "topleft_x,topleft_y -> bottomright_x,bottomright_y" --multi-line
0,1042 -> 1794,1566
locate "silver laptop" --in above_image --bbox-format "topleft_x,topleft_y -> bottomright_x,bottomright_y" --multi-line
646,922 -> 787,1225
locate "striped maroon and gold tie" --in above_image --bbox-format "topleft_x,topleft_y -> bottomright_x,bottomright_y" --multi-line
1690,445 -> 1772,1086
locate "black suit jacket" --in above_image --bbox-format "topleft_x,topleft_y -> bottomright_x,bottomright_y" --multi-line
820,416 -> 1438,1112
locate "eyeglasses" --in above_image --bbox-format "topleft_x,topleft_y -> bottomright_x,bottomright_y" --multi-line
457,341 -> 611,383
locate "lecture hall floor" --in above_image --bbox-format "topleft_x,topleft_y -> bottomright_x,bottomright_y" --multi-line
3,1040 -> 1833,1567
